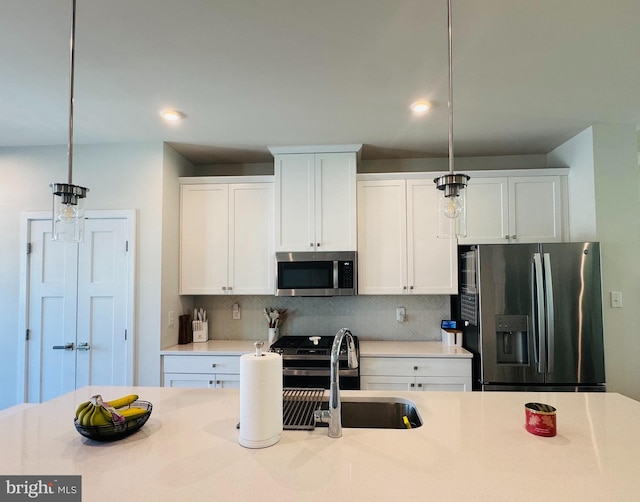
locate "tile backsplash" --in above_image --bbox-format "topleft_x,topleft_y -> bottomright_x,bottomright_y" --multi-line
194,295 -> 451,342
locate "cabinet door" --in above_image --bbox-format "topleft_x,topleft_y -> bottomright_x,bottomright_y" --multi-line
274,154 -> 315,251
315,152 -> 357,251
228,183 -> 275,294
357,180 -> 407,294
458,177 -> 509,245
406,179 -> 457,294
180,184 -> 229,294
509,176 -> 562,243
163,373 -> 216,388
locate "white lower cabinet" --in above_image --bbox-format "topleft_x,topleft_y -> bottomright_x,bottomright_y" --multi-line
360,356 -> 472,392
162,355 -> 241,389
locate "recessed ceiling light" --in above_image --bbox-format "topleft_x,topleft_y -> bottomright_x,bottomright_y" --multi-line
410,100 -> 432,114
160,109 -> 186,122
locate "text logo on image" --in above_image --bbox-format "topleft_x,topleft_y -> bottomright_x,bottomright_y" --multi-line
1,476 -> 81,501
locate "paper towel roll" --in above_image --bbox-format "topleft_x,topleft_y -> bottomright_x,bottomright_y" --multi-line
238,349 -> 283,448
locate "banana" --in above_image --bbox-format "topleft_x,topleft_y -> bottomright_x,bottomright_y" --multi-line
81,405 -> 96,427
74,401 -> 91,419
118,407 -> 148,419
105,394 -> 139,409
77,404 -> 94,425
90,406 -> 111,426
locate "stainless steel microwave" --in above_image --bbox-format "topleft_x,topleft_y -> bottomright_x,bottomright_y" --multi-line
275,251 -> 357,296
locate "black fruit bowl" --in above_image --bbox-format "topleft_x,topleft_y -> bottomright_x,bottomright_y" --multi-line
74,401 -> 152,441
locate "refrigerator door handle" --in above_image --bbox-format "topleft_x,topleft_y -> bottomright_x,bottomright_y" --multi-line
530,258 -> 539,367
543,253 -> 555,373
533,253 -> 546,373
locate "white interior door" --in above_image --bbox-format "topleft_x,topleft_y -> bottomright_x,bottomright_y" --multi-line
75,218 -> 129,387
27,220 -> 78,402
25,213 -> 134,403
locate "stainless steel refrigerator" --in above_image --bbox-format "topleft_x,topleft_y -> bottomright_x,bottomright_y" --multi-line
455,242 -> 605,391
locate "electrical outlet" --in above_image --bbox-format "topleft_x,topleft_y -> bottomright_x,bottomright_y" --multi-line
232,303 -> 241,320
168,310 -> 175,328
396,307 -> 406,323
611,291 -> 623,308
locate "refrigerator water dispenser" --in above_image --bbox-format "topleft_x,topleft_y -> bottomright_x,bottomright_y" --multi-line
495,315 -> 529,365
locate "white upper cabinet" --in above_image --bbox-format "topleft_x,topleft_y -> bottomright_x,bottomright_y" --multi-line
180,178 -> 274,295
272,146 -> 360,252
459,171 -> 566,244
357,176 -> 457,295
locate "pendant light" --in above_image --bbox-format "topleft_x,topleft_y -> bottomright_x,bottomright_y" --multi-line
50,0 -> 89,242
434,0 -> 469,239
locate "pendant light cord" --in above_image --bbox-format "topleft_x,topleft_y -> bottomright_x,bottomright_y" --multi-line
67,0 -> 76,185
447,0 -> 454,176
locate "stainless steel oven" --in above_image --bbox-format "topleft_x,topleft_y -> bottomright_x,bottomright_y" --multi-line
269,335 -> 361,390
275,251 -> 356,296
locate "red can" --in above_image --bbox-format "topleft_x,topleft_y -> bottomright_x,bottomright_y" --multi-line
525,402 -> 557,437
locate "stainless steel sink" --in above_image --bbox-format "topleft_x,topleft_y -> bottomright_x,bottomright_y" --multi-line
317,397 -> 422,429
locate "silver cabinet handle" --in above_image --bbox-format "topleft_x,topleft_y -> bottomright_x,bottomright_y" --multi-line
316,243 -> 320,247
53,343 -> 74,350
228,286 -> 232,291
77,342 -> 90,351
211,363 -> 217,368
413,366 -> 418,371
309,243 -> 314,247
221,286 -> 227,291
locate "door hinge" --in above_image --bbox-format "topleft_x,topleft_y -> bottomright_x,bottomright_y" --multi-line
26,329 -> 30,341
26,243 -> 32,255
125,241 -> 129,252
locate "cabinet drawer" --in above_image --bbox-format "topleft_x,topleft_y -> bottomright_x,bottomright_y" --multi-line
163,355 -> 240,374
360,356 -> 470,377
163,373 -> 216,388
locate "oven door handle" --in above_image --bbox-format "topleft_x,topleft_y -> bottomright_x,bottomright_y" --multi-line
282,368 -> 359,377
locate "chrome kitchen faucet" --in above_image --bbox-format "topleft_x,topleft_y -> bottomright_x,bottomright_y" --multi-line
314,328 -> 358,438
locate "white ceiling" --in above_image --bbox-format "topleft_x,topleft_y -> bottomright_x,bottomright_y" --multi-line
2,0 -> 639,165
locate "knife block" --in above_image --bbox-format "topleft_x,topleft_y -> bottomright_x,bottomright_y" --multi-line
178,314 -> 193,344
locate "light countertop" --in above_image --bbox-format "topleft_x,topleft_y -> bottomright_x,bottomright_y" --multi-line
161,339 -> 255,355
161,339 -> 472,358
3,386 -> 640,501
359,340 -> 472,358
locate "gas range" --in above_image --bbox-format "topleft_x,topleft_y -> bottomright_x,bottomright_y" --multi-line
269,335 -> 360,390
269,335 -> 356,357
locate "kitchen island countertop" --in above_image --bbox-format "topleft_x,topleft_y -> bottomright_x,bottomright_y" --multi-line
3,386 -> 640,501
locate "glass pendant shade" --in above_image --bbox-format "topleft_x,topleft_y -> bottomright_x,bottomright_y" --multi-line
50,182 -> 89,242
434,173 -> 469,239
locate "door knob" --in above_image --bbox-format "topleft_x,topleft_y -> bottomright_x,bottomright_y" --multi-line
52,343 -> 74,350
77,342 -> 91,351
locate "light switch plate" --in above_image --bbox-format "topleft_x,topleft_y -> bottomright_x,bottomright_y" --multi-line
611,291 -> 623,308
